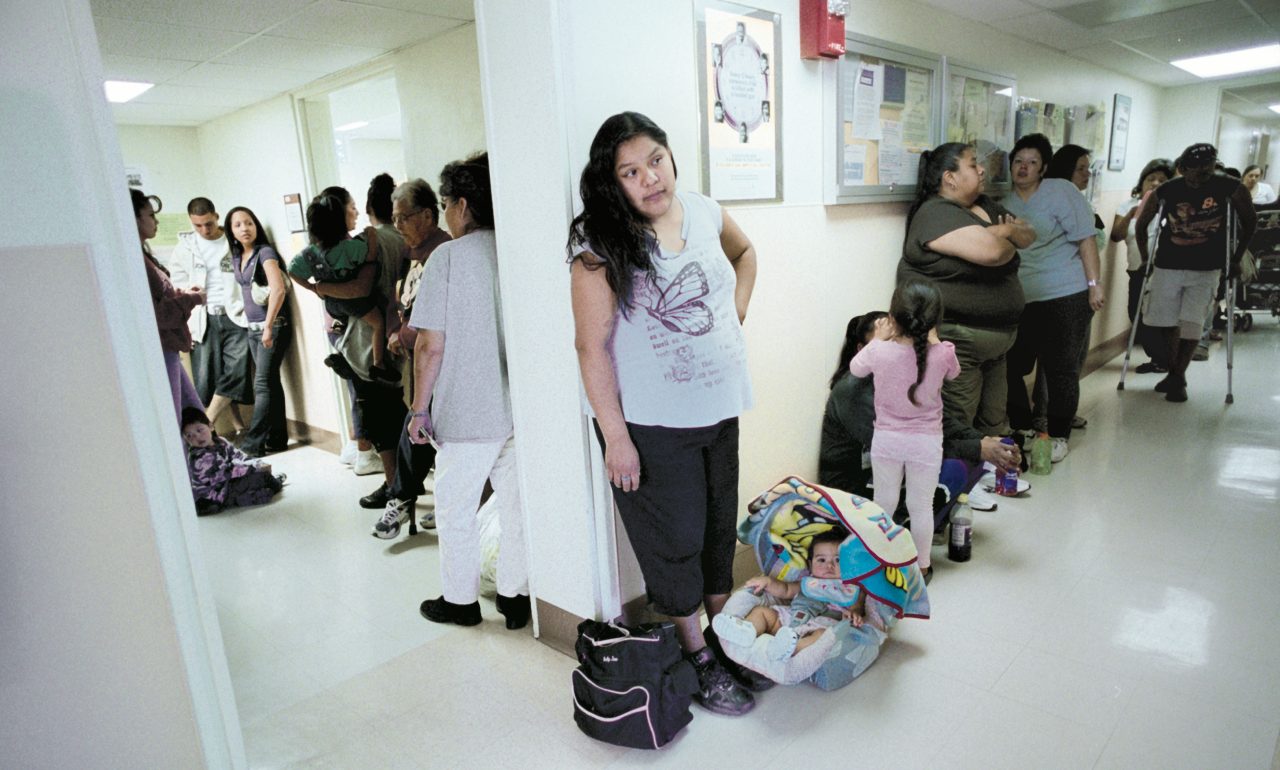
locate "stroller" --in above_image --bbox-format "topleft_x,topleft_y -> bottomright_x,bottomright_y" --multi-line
1234,208 -> 1280,329
715,477 -> 930,691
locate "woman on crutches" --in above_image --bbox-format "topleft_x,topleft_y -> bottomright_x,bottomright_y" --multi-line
1132,143 -> 1255,403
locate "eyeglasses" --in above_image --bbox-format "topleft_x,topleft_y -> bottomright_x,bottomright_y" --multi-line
392,209 -> 425,226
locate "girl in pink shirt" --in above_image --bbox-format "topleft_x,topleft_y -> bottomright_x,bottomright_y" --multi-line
849,279 -> 960,581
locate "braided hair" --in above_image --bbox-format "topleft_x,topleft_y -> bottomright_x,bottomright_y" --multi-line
889,279 -> 944,406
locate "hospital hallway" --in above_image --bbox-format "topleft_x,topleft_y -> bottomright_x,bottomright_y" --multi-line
209,320 -> 1280,769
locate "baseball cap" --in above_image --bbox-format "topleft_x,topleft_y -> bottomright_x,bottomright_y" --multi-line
1178,143 -> 1217,168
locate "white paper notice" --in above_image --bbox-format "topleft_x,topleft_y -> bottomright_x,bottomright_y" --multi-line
852,61 -> 883,141
879,119 -> 905,184
843,143 -> 867,185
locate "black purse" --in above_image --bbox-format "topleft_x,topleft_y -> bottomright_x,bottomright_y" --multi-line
570,620 -> 699,749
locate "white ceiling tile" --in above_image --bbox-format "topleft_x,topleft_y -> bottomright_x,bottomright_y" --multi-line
995,10 -> 1096,51
1124,19 -> 1280,61
360,0 -> 474,21
167,61 -> 319,92
1050,0 -> 1217,27
1071,41 -> 1201,86
100,54 -> 197,83
90,0 -> 315,34
917,0 -> 1043,21
211,34 -> 384,73
268,0 -> 466,50
92,14 -> 252,60
1086,0 -> 1252,45
133,84 -> 279,108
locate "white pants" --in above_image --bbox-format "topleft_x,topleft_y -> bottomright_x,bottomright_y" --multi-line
435,435 -> 528,605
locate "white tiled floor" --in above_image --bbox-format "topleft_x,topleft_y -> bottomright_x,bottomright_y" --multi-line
199,321 -> 1280,769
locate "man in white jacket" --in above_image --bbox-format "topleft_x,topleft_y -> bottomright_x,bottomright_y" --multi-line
168,197 -> 250,432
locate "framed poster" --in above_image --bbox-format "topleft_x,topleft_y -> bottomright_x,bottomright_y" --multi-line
943,61 -> 1015,190
1109,93 -> 1131,172
696,0 -> 782,203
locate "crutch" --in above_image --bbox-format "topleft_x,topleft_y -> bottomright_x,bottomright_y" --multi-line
1118,200 -> 1164,390
1225,201 -> 1236,405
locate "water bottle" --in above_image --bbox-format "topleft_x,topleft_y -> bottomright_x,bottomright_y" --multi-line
1029,432 -> 1053,476
948,493 -> 972,562
995,437 -> 1019,495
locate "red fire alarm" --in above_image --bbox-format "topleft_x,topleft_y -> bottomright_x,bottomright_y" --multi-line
800,0 -> 848,59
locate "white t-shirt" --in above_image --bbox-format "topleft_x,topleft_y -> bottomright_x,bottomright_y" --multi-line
1116,196 -> 1157,272
1252,182 -> 1276,205
408,229 -> 512,443
195,233 -> 231,308
579,191 -> 752,429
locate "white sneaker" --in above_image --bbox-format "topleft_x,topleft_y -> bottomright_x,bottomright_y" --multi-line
1050,437 -> 1069,463
372,498 -> 413,540
418,505 -> 436,530
967,487 -> 997,511
353,447 -> 382,476
338,440 -> 358,466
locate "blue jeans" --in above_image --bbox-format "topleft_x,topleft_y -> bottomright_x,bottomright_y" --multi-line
242,319 -> 291,453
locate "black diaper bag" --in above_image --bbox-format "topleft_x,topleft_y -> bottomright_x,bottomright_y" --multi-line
571,620 -> 699,750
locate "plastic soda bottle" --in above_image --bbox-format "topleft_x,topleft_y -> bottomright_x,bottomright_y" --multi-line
948,493 -> 972,562
995,437 -> 1020,495
1029,432 -> 1052,476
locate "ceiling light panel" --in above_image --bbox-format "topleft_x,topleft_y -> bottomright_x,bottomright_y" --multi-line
1171,44 -> 1280,78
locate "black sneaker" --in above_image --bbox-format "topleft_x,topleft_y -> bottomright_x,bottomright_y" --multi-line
704,626 -> 774,692
1135,361 -> 1167,374
360,482 -> 391,509
324,353 -> 358,381
420,596 -> 482,626
1154,374 -> 1182,393
687,646 -> 755,716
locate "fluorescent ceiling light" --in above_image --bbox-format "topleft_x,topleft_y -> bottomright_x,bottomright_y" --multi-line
335,120 -> 369,131
1171,44 -> 1280,79
103,80 -> 154,103
995,87 -> 1013,97
1271,104 -> 1280,115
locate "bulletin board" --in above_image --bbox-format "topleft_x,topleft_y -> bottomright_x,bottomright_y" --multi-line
1015,97 -> 1066,147
1065,102 -> 1108,156
943,62 -> 1015,189
833,34 -> 941,203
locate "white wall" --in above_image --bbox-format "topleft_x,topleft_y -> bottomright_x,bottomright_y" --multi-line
394,24 -> 487,183
197,95 -> 343,434
1,1 -> 237,766
558,0 -> 1172,518
116,124 -> 208,211
1157,83 -> 1222,164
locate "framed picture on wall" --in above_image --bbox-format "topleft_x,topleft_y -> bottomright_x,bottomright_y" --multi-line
695,0 -> 783,203
1109,93 -> 1131,172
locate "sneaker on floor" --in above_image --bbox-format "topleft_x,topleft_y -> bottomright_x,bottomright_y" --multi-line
687,647 -> 755,716
353,447 -> 382,476
704,626 -> 774,693
766,628 -> 799,661
1071,414 -> 1087,430
711,614 -> 759,650
1154,374 -> 1182,394
372,498 -> 414,539
359,482 -> 391,509
338,440 -> 358,466
418,506 -> 436,530
1050,437 -> 1069,464
1165,383 -> 1189,402
1134,361 -> 1167,374
967,486 -> 998,511
1192,346 -> 1210,362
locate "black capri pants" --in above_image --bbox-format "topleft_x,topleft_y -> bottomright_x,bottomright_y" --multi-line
596,418 -> 740,618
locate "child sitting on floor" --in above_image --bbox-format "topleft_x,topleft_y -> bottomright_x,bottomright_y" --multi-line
181,408 -> 285,515
288,192 -> 397,384
712,529 -> 864,660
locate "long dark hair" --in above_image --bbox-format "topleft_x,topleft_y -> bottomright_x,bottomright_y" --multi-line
439,152 -> 493,230
131,187 -> 161,260
830,310 -> 888,389
1131,158 -> 1174,197
1046,144 -> 1090,182
223,206 -> 272,259
567,111 -> 676,314
889,279 -> 944,406
366,173 -> 395,223
906,142 -> 972,232
307,193 -> 349,249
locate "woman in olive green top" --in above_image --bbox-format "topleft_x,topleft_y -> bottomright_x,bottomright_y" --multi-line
898,143 -> 1035,435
